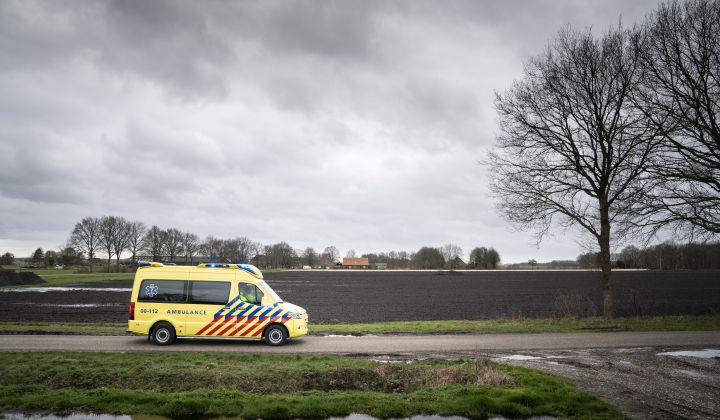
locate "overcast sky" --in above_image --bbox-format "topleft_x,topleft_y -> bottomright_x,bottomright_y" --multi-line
0,0 -> 662,263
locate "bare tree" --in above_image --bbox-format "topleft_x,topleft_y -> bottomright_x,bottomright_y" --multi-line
636,0 -> 720,238
98,216 -> 121,273
489,26 -> 660,318
235,237 -> 256,262
412,247 -> 445,269
301,247 -> 317,267
142,225 -> 165,262
163,228 -> 184,263
111,217 -> 131,272
200,236 -> 222,261
321,246 -> 339,266
345,249 -> 357,258
441,243 -> 463,268
182,232 -> 200,264
69,217 -> 100,272
263,242 -> 296,268
126,221 -> 147,264
486,247 -> 501,269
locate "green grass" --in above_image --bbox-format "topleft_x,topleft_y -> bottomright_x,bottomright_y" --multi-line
0,322 -> 127,335
1,315 -> 718,336
36,273 -> 133,285
0,352 -> 621,418
310,315 -> 720,334
1,263 -> 134,286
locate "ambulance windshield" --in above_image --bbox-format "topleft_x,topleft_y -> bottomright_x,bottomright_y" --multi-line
259,280 -> 283,303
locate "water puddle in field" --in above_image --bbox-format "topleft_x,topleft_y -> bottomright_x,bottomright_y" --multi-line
11,303 -> 125,307
2,413 -> 556,420
0,287 -> 131,293
498,354 -> 544,361
495,354 -> 566,362
658,349 -> 720,359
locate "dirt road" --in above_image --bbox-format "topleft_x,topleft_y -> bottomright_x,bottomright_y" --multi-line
0,330 -> 717,353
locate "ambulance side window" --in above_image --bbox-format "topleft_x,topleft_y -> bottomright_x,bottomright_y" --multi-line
138,280 -> 187,302
238,282 -> 263,305
188,281 -> 231,305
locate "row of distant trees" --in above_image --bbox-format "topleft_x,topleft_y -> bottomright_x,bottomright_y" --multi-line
67,215 -> 272,272
577,242 -> 720,270
360,245 -> 500,270
58,216 -> 503,271
0,248 -> 82,268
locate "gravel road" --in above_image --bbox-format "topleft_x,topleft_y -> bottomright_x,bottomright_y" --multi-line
0,330 -> 717,353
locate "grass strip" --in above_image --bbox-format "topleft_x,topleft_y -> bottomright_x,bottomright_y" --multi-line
310,315 -> 720,334
0,352 -> 621,419
1,315 -> 718,336
37,273 -> 134,285
0,322 -> 127,335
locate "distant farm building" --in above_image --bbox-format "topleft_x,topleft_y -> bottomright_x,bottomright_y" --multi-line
342,257 -> 369,269
370,262 -> 387,270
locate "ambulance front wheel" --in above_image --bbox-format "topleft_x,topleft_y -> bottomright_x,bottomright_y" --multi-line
264,325 -> 288,346
151,322 -> 176,346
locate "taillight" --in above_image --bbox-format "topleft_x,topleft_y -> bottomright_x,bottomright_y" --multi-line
128,302 -> 135,320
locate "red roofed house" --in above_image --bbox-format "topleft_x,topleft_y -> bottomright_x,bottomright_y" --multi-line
342,257 -> 369,269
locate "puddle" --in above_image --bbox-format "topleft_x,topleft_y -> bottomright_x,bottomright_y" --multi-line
657,349 -> 720,359
323,334 -> 377,338
11,303 -> 125,308
0,287 -> 131,293
3,413 -> 555,420
3,414 -> 131,420
371,358 -> 416,364
498,354 -> 544,361
324,334 -> 360,338
677,369 -> 705,379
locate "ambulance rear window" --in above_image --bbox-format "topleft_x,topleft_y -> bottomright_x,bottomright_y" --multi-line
189,281 -> 231,305
138,280 -> 187,302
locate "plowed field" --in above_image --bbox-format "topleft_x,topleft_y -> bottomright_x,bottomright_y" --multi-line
1,270 -> 718,323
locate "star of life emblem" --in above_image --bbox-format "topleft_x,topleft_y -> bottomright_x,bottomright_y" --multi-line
145,283 -> 159,298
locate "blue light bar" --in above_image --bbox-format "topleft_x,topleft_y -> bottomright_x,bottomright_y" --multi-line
137,261 -> 150,267
237,263 -> 263,278
204,263 -> 229,268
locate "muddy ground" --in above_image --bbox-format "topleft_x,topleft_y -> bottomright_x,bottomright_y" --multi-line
0,270 -> 718,323
485,346 -> 720,419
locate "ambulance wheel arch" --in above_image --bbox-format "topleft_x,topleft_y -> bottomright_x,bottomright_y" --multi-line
263,323 -> 288,346
150,321 -> 176,346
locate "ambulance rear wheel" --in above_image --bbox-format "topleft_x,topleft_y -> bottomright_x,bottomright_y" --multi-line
264,325 -> 287,346
152,322 -> 176,346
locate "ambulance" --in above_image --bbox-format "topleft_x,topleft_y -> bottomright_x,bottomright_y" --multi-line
127,262 -> 308,346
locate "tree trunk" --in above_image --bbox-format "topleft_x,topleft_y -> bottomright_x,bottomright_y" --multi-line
116,255 -> 121,273
89,253 -> 93,273
598,203 -> 614,319
107,256 -> 111,273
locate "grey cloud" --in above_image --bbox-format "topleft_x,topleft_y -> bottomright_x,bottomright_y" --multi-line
0,0 -> 661,261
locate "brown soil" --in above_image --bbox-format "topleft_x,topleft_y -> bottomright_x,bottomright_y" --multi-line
0,270 -> 718,323
0,270 -> 45,286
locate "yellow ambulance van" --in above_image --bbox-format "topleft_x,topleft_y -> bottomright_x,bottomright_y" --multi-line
127,262 -> 308,346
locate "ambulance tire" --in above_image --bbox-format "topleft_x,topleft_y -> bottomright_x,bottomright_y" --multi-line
264,324 -> 288,346
151,322 -> 176,346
